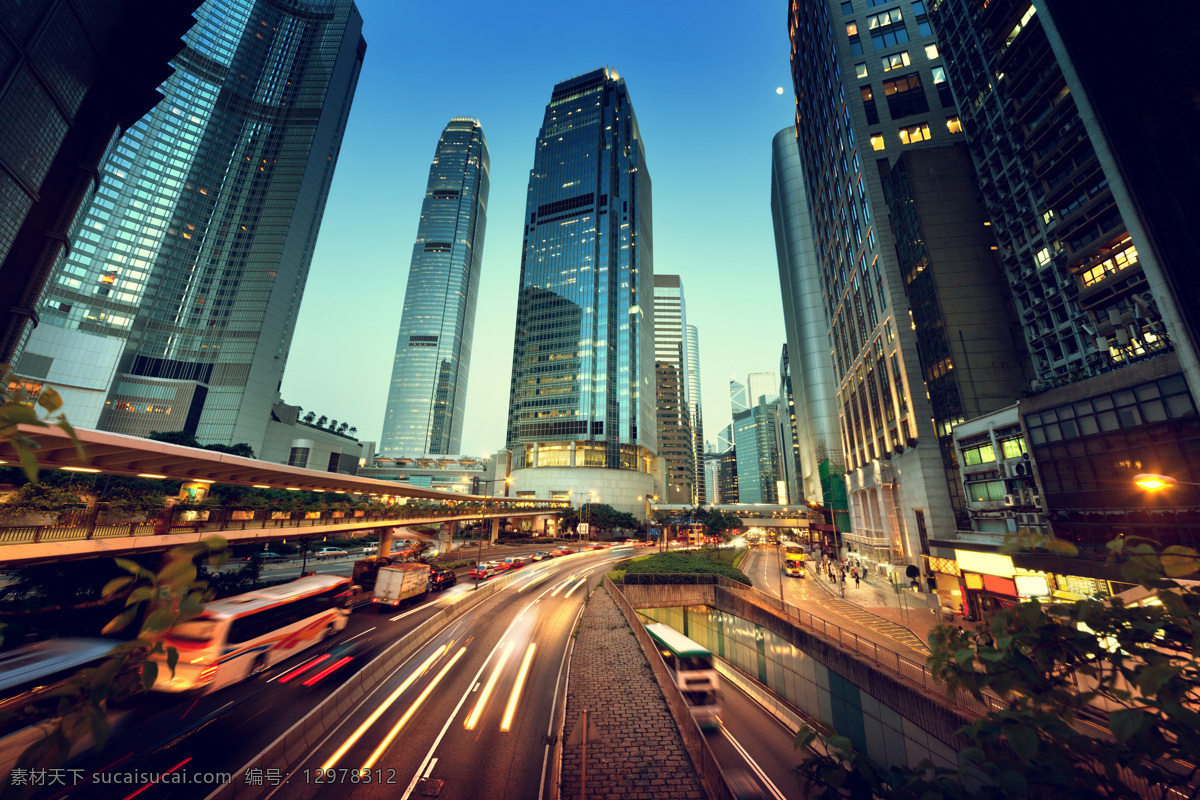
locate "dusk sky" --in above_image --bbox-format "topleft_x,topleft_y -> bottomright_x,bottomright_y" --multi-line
280,0 -> 797,457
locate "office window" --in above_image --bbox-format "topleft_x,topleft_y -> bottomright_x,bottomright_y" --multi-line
867,8 -> 903,28
881,51 -> 911,71
842,1 -> 854,14
931,66 -> 947,84
946,115 -> 962,133
855,62 -> 868,78
850,37 -> 864,55
846,21 -> 859,35
898,122 -> 932,144
883,72 -> 929,118
925,43 -> 938,59
870,133 -> 885,150
911,0 -> 925,12
871,24 -> 909,49
861,85 -> 880,125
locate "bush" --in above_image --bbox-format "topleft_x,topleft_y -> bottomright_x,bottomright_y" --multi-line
621,548 -> 751,585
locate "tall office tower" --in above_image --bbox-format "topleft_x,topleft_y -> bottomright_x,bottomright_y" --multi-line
788,0 -> 1028,566
731,373 -> 782,504
730,379 -> 748,415
776,344 -> 803,504
717,449 -> 739,505
15,0 -> 366,448
703,451 -> 719,504
0,0 -> 200,363
747,372 -> 778,407
772,128 -> 847,516
505,68 -> 659,517
686,324 -> 707,504
929,0 -> 1200,544
716,423 -> 735,453
653,275 -> 693,503
379,118 -> 489,456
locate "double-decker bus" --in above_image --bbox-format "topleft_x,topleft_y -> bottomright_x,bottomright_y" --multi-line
152,575 -> 354,694
645,623 -> 720,730
783,545 -> 807,578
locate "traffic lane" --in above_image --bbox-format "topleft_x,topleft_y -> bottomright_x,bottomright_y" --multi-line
52,584 -> 460,800
270,554 -> 616,800
713,670 -> 805,800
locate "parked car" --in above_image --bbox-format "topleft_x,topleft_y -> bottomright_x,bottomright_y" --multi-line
314,547 -> 348,560
428,567 -> 457,591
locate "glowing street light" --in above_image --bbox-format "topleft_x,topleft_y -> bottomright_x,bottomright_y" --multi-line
1134,473 -> 1180,491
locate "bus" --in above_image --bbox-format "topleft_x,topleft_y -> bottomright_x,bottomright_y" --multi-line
645,622 -> 720,730
152,575 -> 355,694
783,545 -> 807,578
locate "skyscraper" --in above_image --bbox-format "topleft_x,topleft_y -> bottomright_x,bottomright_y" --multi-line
653,275 -> 693,504
505,68 -> 659,517
15,0 -> 366,452
732,372 -> 781,504
379,118 -> 489,456
0,0 -> 200,363
686,324 -> 707,504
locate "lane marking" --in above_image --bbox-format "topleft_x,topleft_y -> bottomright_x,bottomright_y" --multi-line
563,576 -> 588,598
472,682 -> 481,692
362,646 -> 467,770
422,757 -> 438,779
343,627 -> 376,643
500,642 -> 536,732
464,642 -> 513,730
391,605 -> 430,622
718,721 -> 789,800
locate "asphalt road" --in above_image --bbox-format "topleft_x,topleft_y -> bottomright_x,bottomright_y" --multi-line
708,673 -> 806,800
43,551 -> 622,800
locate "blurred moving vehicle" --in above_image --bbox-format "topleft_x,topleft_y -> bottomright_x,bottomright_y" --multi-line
152,575 -> 354,694
530,551 -> 549,561
428,566 -> 457,591
645,622 -> 720,731
504,556 -> 527,570
551,547 -> 574,556
373,563 -> 431,608
468,562 -> 494,580
244,551 -> 287,563
314,547 -> 348,560
783,545 -> 807,578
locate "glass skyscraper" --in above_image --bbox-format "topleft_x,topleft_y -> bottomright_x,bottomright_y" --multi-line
653,274 -> 692,504
686,324 -> 706,505
379,118 -> 489,456
506,68 -> 658,516
15,0 -> 365,451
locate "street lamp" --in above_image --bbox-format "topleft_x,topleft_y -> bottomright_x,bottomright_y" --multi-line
472,477 -> 511,591
1133,473 -> 1189,491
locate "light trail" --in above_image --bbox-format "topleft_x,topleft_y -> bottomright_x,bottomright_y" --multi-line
500,643 -> 537,731
362,647 -> 467,770
464,642 -> 513,730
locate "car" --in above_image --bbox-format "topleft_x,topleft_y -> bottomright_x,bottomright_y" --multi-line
551,547 -> 572,557
428,567 -> 457,591
492,560 -> 512,573
314,547 -> 348,560
362,544 -> 379,555
468,562 -> 493,580
530,552 -> 547,562
504,557 -> 527,570
245,551 -> 287,563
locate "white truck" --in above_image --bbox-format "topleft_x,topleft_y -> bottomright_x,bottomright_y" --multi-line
372,563 -> 431,609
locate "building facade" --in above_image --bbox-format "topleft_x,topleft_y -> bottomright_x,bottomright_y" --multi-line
0,0 -> 201,363
653,275 -> 693,504
15,0 -> 366,451
776,343 -> 803,504
379,118 -> 489,456
505,68 -> 659,518
686,324 -> 706,505
261,400 -> 362,475
732,373 -> 781,505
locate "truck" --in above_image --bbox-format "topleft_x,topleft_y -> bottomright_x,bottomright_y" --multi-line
373,563 -> 431,609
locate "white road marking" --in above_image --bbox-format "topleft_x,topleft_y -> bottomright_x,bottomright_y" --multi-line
718,720 -> 790,800
343,627 -> 376,643
422,757 -> 438,778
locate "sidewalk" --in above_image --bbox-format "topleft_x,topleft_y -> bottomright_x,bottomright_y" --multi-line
560,588 -> 705,800
807,568 -> 941,653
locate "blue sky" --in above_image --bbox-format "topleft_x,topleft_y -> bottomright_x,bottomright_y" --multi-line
280,0 -> 797,456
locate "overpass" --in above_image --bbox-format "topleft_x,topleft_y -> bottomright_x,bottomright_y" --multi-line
0,424 -> 565,567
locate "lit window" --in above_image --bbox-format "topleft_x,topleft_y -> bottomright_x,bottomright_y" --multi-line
946,115 -> 962,133
931,66 -> 947,84
867,8 -> 902,28
1042,209 -> 1055,224
870,133 -> 885,151
846,21 -> 858,35
881,51 -> 911,71
855,62 -> 868,78
925,44 -> 938,59
897,122 -> 932,144
1035,247 -> 1051,266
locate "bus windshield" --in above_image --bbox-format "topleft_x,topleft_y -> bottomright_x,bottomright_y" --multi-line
678,655 -> 713,672
168,618 -> 219,643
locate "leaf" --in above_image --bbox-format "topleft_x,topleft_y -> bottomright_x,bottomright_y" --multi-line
1043,537 -> 1079,557
955,648 -> 974,664
56,417 -> 87,462
1161,553 -> 1200,578
141,660 -> 158,692
125,586 -> 154,607
158,559 -> 196,585
166,646 -> 179,677
101,607 -> 138,636
143,606 -> 177,634
36,387 -> 63,412
114,558 -> 153,579
1005,725 -> 1039,761
101,576 -> 134,598
1109,708 -> 1146,741
18,444 -> 39,483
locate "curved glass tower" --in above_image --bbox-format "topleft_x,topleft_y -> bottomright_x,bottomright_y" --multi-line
379,118 -> 489,456
506,67 -> 655,474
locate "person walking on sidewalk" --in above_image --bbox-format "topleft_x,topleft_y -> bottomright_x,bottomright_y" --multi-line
854,570 -> 861,589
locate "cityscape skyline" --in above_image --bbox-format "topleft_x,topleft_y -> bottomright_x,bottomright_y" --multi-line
278,1 -> 793,458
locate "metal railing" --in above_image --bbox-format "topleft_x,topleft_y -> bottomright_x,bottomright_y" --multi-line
0,502 -> 565,546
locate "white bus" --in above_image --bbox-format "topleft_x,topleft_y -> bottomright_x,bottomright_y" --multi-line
153,575 -> 354,694
645,622 -> 720,730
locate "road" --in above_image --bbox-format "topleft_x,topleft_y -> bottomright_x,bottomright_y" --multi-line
708,672 -> 805,800
46,551 -> 623,800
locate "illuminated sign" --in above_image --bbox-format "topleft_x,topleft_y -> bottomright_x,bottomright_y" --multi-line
964,573 -> 984,590
1015,574 -> 1050,597
955,549 -> 1015,578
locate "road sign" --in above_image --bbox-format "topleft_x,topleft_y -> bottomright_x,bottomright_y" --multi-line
577,522 -> 590,536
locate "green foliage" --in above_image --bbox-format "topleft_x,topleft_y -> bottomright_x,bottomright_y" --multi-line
795,537 -> 1200,798
560,502 -> 640,535
621,548 -> 751,585
6,537 -> 227,795
0,481 -> 84,521
147,431 -> 255,459
0,368 -> 85,482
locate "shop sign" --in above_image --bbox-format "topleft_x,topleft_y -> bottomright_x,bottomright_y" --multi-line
955,549 -> 1015,578
1015,574 -> 1050,597
964,573 -> 984,590
983,574 -> 1019,597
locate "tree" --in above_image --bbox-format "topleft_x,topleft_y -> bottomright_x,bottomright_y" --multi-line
147,430 -> 202,448
348,426 -> 358,437
794,536 -> 1200,799
203,441 -> 256,458
316,415 -> 328,428
328,419 -> 338,430
337,422 -> 349,435
303,411 -> 317,424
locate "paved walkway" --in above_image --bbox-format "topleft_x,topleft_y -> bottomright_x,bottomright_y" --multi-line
561,587 -> 705,800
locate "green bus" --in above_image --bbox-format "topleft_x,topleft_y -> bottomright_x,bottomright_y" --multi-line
645,622 -> 720,730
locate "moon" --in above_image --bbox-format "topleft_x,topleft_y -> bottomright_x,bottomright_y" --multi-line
776,87 -> 784,94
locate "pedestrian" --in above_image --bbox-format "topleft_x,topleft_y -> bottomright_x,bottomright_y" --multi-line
854,572 -> 860,589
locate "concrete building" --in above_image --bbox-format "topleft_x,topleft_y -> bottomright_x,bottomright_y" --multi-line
504,68 -> 660,518
0,0 -> 200,364
357,453 -> 495,494
15,0 -> 366,451
653,275 -> 694,504
261,401 -> 362,475
787,0 -> 1029,570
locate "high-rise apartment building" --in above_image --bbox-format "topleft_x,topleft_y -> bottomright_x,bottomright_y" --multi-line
686,324 -> 707,505
653,275 -> 693,504
505,68 -> 660,517
772,128 -> 847,519
787,0 -> 1028,566
0,0 -> 200,363
15,0 -> 366,452
927,0 -> 1200,556
379,118 -> 489,456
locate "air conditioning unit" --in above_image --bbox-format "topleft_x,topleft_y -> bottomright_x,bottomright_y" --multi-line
1013,462 -> 1027,476
1004,494 -> 1015,506
996,463 -> 1009,478
1032,495 -> 1041,507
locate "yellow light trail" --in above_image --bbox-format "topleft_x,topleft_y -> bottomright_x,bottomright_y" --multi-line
550,575 -> 578,597
363,647 -> 466,770
321,644 -> 447,771
464,642 -> 513,730
500,643 -> 537,732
